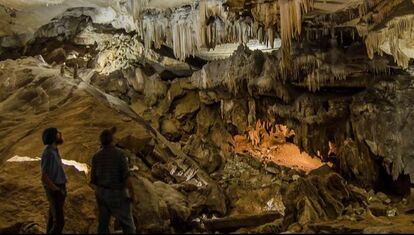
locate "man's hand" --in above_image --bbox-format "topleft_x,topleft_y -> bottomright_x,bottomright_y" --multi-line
128,196 -> 136,204
129,192 -> 136,204
42,172 -> 60,192
59,188 -> 67,197
89,183 -> 97,191
126,177 -> 135,204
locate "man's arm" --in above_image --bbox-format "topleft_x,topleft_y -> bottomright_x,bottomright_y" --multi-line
120,152 -> 135,203
89,155 -> 97,191
126,176 -> 135,203
42,172 -> 60,191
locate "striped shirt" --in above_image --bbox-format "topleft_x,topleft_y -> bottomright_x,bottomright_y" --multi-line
90,146 -> 130,190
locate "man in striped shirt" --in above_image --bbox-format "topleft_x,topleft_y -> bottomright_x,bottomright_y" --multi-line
90,128 -> 136,234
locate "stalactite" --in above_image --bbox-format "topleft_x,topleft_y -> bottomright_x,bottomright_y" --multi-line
198,0 -> 227,48
126,0 -> 149,37
129,0 -> 149,19
306,70 -> 321,92
330,64 -> 347,81
365,32 -> 384,59
294,54 -> 319,77
365,15 -> 414,69
140,0 -> 265,61
135,0 -> 315,63
358,0 -> 406,39
358,0 -> 368,18
388,15 -> 414,68
368,0 -> 405,25
278,0 -> 314,70
279,0 -> 293,48
291,43 -> 353,91
129,0 -> 412,75
252,2 -> 279,29
368,58 -> 390,75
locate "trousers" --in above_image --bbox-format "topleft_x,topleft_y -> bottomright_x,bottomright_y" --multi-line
95,187 -> 136,234
44,184 -> 66,234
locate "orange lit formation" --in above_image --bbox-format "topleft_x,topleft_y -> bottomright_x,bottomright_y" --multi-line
233,120 -> 323,173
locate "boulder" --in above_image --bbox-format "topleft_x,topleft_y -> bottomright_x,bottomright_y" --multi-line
196,105 -> 218,137
124,67 -> 146,93
368,203 -> 389,217
183,136 -> 222,174
130,175 -> 172,233
45,47 -> 67,64
199,91 -> 220,104
166,79 -> 188,102
174,91 -> 200,120
160,118 -> 181,141
282,172 -> 352,228
116,134 -> 153,156
90,70 -> 130,98
376,192 -> 391,204
308,164 -> 334,176
153,181 -> 192,228
338,139 -> 379,188
221,99 -> 249,134
187,185 -> 227,216
143,74 -> 169,107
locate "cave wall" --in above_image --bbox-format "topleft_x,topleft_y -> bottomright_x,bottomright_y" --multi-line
351,75 -> 414,184
187,41 -> 413,191
1,4 -> 413,193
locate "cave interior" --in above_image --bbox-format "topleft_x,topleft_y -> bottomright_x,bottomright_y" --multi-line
0,0 -> 414,233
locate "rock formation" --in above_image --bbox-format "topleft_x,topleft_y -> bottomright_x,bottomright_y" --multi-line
0,0 -> 414,234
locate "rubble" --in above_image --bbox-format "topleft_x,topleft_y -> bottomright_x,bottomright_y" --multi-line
202,211 -> 282,232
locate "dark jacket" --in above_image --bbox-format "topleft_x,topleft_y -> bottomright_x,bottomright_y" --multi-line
90,146 -> 130,190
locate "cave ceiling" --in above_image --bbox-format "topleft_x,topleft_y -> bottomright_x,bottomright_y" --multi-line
0,0 -> 413,66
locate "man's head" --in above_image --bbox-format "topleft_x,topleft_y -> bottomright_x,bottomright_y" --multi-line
100,127 -> 117,147
42,127 -> 64,146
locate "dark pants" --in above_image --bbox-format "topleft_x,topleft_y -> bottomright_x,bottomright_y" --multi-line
44,184 -> 66,234
95,187 -> 136,234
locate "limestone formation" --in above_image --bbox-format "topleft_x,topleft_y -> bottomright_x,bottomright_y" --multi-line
1,0 -> 414,234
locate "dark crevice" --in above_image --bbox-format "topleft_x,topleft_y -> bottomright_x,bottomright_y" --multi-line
152,44 -> 208,69
375,161 -> 412,198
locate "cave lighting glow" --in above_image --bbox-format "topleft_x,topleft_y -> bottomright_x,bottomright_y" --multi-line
7,155 -> 90,174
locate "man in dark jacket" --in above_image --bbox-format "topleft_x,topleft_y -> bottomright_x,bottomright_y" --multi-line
90,128 -> 136,234
40,127 -> 67,234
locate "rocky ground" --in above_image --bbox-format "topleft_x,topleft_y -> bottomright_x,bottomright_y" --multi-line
0,13 -> 413,234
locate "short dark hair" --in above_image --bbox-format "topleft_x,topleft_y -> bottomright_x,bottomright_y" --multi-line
42,127 -> 58,145
100,129 -> 115,146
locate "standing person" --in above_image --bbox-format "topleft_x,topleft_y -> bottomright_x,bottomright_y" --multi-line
41,127 -> 67,234
90,128 -> 136,234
